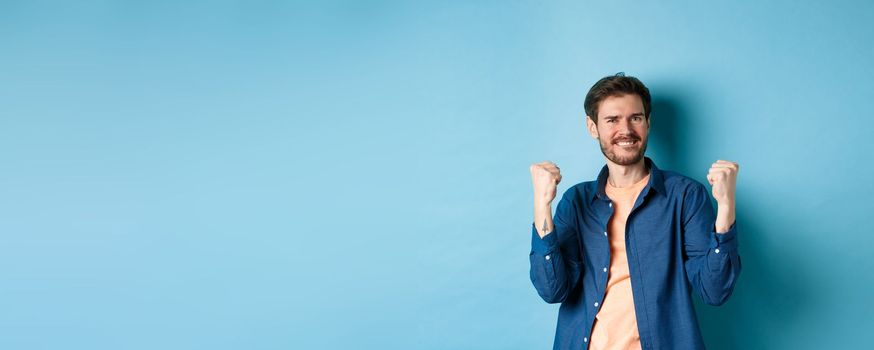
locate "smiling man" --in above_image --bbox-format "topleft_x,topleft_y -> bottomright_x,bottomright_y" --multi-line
528,73 -> 741,350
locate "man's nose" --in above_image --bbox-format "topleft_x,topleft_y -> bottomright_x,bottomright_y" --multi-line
616,118 -> 631,133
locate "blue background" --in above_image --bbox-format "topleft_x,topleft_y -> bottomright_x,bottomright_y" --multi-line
2,1 -> 873,349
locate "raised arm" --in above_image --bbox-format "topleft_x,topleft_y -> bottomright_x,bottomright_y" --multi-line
684,160 -> 742,305
528,161 -> 583,303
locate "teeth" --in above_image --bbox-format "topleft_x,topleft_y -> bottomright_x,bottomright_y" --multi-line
617,141 -> 635,146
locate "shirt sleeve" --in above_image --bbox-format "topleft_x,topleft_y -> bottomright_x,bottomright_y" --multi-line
682,182 -> 742,306
529,190 -> 584,304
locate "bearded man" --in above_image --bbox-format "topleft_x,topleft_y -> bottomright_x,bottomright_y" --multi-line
528,73 -> 741,350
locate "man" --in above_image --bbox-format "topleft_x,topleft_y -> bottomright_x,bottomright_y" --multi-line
528,73 -> 741,350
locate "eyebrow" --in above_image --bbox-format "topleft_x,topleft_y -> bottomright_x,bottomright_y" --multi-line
604,113 -> 645,118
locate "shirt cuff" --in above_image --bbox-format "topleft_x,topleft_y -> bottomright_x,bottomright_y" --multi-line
710,223 -> 738,252
531,223 -> 558,255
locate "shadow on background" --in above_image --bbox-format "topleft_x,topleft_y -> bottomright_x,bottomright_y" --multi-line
649,94 -> 813,349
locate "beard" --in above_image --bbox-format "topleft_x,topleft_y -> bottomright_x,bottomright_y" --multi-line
598,133 -> 648,166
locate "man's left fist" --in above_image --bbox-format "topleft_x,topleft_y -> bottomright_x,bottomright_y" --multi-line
707,160 -> 739,205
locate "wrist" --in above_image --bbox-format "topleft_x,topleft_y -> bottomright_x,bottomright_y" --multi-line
714,221 -> 734,233
715,205 -> 735,234
717,199 -> 734,210
534,199 -> 553,211
534,206 -> 552,223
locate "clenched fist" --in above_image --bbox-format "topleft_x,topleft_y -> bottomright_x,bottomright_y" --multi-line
706,160 -> 739,205
530,161 -> 562,208
706,160 -> 739,233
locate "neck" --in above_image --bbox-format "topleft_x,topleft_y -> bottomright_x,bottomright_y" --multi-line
606,158 -> 649,188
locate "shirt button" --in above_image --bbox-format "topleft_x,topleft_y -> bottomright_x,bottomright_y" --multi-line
603,267 -> 608,272
584,337 -> 588,343
545,255 -> 551,260
604,231 -> 608,236
609,202 -> 612,207
715,249 -> 721,254
594,302 -> 599,307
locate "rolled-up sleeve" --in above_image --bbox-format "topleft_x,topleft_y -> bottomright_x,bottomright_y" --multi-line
529,192 -> 583,304
682,183 -> 742,306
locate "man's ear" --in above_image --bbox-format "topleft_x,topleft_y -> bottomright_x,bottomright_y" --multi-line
586,116 -> 599,139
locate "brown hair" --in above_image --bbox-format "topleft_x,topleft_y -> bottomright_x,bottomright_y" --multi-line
584,72 -> 651,124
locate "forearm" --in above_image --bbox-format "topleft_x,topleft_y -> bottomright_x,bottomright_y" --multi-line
708,159 -> 738,234
715,201 -> 735,233
533,202 -> 553,238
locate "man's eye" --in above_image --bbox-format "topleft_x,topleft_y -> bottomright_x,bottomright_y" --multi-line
606,119 -> 617,123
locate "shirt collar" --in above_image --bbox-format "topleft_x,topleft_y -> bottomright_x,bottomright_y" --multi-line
591,157 -> 666,203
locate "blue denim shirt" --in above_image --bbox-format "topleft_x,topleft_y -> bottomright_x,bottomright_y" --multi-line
529,158 -> 741,350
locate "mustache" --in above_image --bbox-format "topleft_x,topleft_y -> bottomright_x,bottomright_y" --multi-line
612,134 -> 641,143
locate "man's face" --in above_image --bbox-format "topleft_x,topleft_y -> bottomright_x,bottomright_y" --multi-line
586,94 -> 650,166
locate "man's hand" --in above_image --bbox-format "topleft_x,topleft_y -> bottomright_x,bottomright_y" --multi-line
707,160 -> 738,204
531,161 -> 562,207
706,160 -> 739,233
530,161 -> 562,237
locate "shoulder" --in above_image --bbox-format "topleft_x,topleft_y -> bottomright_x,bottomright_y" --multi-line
659,169 -> 708,198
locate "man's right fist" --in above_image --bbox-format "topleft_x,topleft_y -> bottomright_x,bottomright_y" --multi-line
530,161 -> 562,207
